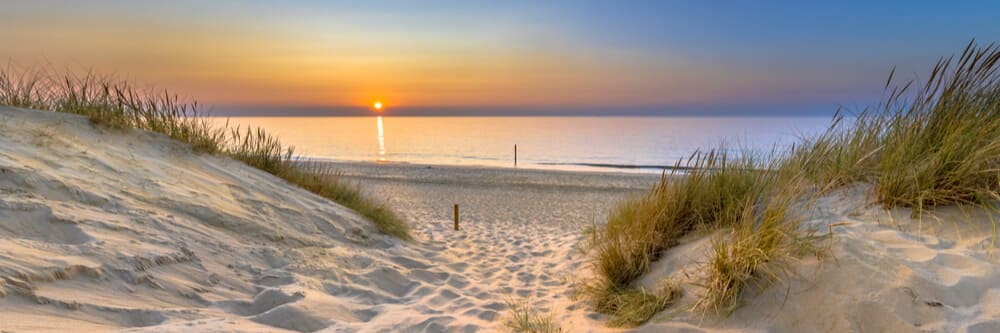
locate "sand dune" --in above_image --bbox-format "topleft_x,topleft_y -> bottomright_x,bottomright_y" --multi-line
0,107 -> 485,331
0,106 -> 654,332
621,185 -> 1000,332
2,106 -> 1000,332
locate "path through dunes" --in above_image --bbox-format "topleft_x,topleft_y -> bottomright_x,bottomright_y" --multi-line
0,106 -> 654,332
332,162 -> 657,331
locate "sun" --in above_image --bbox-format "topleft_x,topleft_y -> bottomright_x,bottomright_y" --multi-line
373,101 -> 383,111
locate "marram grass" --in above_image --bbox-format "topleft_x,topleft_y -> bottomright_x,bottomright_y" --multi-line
792,41 -> 1000,212
574,277 -> 682,327
584,41 -> 1000,326
503,298 -> 564,333
581,147 -> 802,325
694,185 -> 805,314
873,42 -> 1000,212
0,67 -> 410,240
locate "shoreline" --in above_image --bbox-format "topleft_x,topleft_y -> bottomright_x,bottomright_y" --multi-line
303,157 -> 679,175
315,160 -> 663,192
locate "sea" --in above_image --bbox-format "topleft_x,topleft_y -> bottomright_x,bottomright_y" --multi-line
209,116 -> 833,173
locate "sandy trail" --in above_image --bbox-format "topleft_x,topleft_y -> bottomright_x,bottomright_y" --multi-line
331,162 -> 657,331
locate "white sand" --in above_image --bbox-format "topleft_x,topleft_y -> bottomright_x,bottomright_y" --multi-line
628,185 -> 1000,332
2,106 -> 999,332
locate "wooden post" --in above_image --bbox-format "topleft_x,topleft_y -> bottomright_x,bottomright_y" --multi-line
453,204 -> 459,230
514,144 -> 518,166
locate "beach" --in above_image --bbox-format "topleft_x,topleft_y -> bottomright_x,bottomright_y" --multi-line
3,106 -> 1000,332
0,106 -> 660,332
4,1 -> 1000,330
326,160 -> 659,231
326,161 -> 661,331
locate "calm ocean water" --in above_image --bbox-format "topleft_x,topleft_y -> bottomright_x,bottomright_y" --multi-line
210,116 -> 833,173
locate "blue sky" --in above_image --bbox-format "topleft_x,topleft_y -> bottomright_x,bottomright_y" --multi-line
2,1 -> 999,115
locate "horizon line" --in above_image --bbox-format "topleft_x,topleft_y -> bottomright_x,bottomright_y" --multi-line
206,103 -> 852,117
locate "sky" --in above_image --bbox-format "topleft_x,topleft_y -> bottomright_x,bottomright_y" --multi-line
2,0 -> 999,116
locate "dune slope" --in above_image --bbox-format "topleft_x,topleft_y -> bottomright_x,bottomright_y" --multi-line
0,107 -> 482,332
622,184 -> 1000,333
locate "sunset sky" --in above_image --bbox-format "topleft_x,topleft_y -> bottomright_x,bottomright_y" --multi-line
3,1 -> 1000,115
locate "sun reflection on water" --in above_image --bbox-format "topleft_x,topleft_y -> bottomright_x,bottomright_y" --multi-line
376,115 -> 386,161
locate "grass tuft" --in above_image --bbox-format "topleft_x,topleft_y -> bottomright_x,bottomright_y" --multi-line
503,299 -> 563,333
790,41 -> 1000,212
695,188 -> 803,314
594,148 -> 776,290
872,42 -> 1000,212
575,278 -> 682,327
0,66 -> 410,240
582,147 -> 800,325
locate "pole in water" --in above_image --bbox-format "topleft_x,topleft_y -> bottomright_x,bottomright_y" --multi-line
454,204 -> 460,231
514,144 -> 518,166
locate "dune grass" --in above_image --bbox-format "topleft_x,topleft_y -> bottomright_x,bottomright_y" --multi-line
793,41 -> 1000,212
584,41 -> 1000,325
0,67 -> 410,240
873,43 -> 1000,212
784,109 -> 884,192
694,185 -> 806,313
579,148 -> 806,324
593,149 -> 776,290
503,299 -> 563,333
574,277 -> 682,327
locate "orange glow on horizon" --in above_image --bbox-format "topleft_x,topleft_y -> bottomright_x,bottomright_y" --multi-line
373,101 -> 384,111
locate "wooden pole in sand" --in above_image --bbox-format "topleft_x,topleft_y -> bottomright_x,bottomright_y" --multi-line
514,144 -> 518,166
454,204 -> 460,231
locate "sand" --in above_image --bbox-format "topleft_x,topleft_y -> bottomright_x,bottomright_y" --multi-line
2,105 -> 999,332
630,185 -> 1000,332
